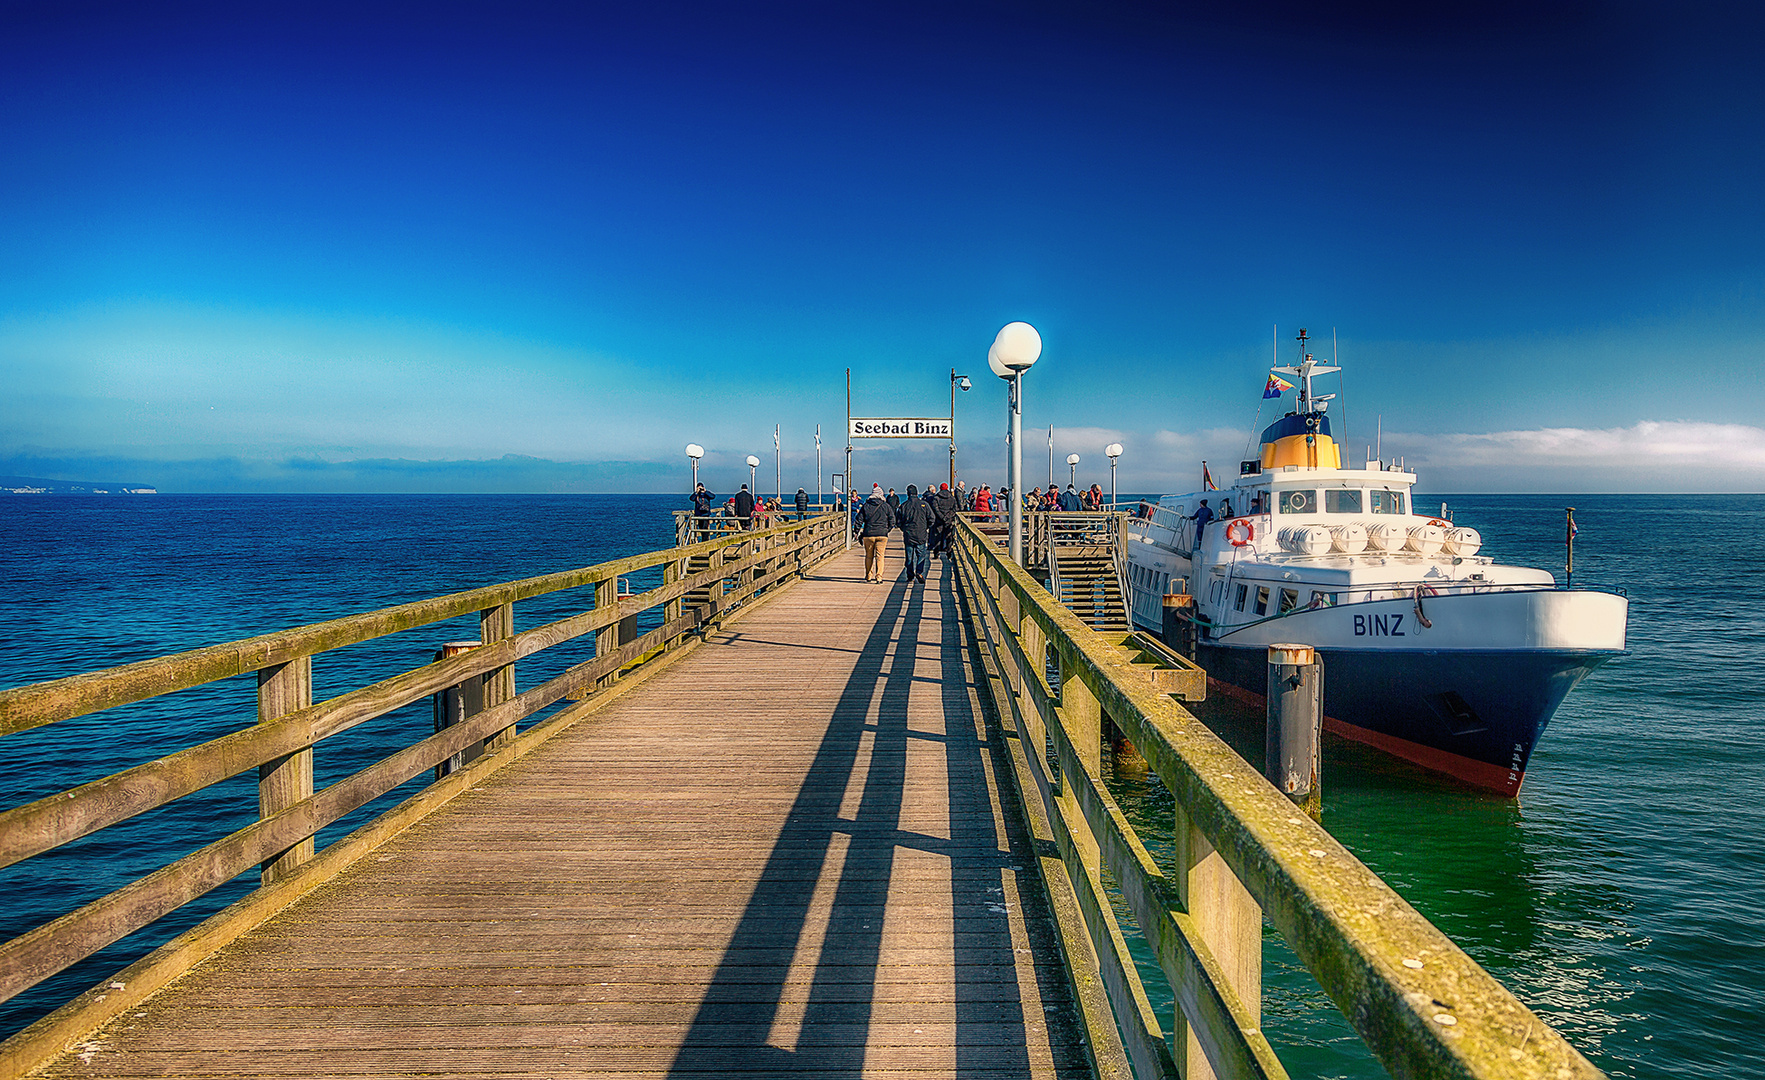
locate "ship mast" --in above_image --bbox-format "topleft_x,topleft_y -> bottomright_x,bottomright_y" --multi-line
1272,326 -> 1339,417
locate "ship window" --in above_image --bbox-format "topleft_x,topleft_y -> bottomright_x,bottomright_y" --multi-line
1210,580 -> 1222,603
1278,490 -> 1317,514
1325,489 -> 1362,513
1310,590 -> 1338,607
1278,588 -> 1298,614
1234,584 -> 1248,611
1254,586 -> 1270,615
1370,490 -> 1406,515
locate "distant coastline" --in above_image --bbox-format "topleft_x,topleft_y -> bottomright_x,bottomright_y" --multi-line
0,475 -> 156,495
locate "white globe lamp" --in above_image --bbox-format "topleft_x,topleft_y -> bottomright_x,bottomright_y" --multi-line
993,321 -> 1041,566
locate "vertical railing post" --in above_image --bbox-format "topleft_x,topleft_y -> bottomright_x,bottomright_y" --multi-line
1055,645 -> 1102,865
1015,598 -> 1046,760
1171,801 -> 1262,1080
480,602 -> 515,750
594,577 -> 619,687
707,543 -> 727,630
257,656 -> 313,885
663,557 -> 683,646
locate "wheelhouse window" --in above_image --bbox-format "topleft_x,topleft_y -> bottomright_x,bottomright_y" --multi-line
1253,586 -> 1270,615
1325,489 -> 1362,513
1370,489 -> 1406,515
1278,588 -> 1298,614
1234,584 -> 1248,611
1278,490 -> 1318,514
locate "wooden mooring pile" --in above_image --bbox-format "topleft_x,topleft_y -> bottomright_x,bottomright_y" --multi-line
0,512 -> 1600,1079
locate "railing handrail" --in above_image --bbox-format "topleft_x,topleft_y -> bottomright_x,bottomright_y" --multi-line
951,516 -> 1601,1080
0,514 -> 838,739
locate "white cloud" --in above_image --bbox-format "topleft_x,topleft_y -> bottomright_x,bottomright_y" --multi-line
1382,421 -> 1765,491
1422,422 -> 1765,467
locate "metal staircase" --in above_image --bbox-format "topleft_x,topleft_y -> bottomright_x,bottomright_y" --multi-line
1042,513 -> 1130,631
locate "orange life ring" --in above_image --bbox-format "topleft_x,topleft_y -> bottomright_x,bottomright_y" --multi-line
1425,518 -> 1449,528
1226,519 -> 1254,546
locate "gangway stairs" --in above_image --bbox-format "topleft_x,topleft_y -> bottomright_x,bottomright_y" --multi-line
1041,513 -> 1130,632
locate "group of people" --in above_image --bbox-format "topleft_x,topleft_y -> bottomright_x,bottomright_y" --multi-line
688,482 -> 811,539
688,475 -> 1123,583
854,482 -> 965,584
1025,483 -> 1108,512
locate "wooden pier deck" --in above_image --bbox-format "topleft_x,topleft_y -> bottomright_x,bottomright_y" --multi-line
35,547 -> 1091,1079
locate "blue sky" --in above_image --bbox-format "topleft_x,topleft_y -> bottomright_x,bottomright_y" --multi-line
3,1 -> 1761,494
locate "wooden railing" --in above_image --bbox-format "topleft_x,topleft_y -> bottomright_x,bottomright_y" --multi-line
0,514 -> 844,1075
950,516 -> 1601,1080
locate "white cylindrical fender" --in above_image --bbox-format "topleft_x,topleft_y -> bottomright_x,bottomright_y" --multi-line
1329,522 -> 1368,553
1279,525 -> 1333,555
1365,522 -> 1402,552
1443,526 -> 1482,557
1404,523 -> 1446,555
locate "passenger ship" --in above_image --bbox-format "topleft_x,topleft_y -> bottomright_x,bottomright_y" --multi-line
1125,332 -> 1628,795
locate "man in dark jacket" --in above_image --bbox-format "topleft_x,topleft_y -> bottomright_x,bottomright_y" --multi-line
858,484 -> 895,583
733,484 -> 756,529
794,487 -> 809,520
897,485 -> 932,584
928,483 -> 956,558
690,483 -> 716,541
1059,484 -> 1084,511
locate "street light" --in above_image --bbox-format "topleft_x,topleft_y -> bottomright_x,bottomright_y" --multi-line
686,443 -> 704,490
1105,443 -> 1123,509
950,369 -> 971,489
990,321 -> 1042,566
1066,452 -> 1080,489
745,454 -> 760,492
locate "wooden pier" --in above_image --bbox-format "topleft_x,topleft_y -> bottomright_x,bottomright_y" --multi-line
1,514 -> 1604,1080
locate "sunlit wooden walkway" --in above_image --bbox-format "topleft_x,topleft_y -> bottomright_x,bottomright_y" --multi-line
39,545 -> 1091,1079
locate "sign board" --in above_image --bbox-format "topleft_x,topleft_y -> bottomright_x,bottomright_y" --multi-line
849,417 -> 952,440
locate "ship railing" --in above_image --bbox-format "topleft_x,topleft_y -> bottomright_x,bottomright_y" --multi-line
0,514 -> 847,1073
951,515 -> 1602,1080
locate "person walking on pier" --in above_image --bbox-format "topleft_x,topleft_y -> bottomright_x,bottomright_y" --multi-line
898,484 -> 932,584
690,483 -> 716,541
929,482 -> 956,558
859,484 -> 895,583
795,487 -> 809,520
733,484 -> 755,529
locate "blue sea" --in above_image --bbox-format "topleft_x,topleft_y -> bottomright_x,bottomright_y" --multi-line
2,493 -> 1761,1079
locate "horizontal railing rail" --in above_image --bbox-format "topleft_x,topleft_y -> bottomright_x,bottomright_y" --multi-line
950,516 -> 1601,1080
0,513 -> 845,1072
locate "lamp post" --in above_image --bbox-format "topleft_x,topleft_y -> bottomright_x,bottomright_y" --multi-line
1105,443 -> 1123,509
773,425 -> 780,504
746,455 -> 760,494
686,443 -> 704,490
950,369 -> 971,489
815,425 -> 822,511
990,321 -> 1042,566
1066,452 -> 1080,489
